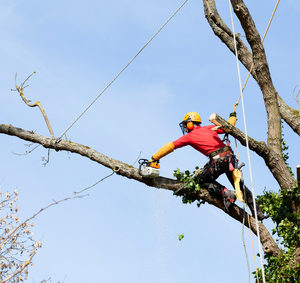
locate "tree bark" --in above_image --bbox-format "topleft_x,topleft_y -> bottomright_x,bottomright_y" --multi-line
202,0 -> 254,76
277,94 -> 300,135
0,123 -> 281,257
229,0 -> 282,156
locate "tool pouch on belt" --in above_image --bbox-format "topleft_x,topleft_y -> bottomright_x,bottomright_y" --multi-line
208,146 -> 233,162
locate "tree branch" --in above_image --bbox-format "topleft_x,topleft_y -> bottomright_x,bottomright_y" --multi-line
14,73 -> 55,139
277,94 -> 300,135
202,0 -> 255,77
0,123 -> 281,257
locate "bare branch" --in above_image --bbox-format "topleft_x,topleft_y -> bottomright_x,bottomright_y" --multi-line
74,172 -> 115,195
13,73 -> 55,139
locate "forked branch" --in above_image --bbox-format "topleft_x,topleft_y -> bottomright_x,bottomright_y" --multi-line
14,73 -> 55,138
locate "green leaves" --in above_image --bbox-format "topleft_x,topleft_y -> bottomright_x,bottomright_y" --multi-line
256,186 -> 300,281
173,168 -> 205,208
281,120 -> 294,176
178,234 -> 184,241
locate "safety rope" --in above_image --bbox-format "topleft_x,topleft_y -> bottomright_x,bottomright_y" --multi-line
57,0 -> 189,140
234,139 -> 260,283
228,1 -> 266,283
242,203 -> 251,283
233,0 -> 281,112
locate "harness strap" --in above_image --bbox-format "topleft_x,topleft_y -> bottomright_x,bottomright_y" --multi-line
208,146 -> 233,159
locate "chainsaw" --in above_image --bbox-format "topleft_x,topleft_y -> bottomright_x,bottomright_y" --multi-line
138,159 -> 160,178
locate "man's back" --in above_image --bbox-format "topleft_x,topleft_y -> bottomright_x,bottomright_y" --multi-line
173,125 -> 226,156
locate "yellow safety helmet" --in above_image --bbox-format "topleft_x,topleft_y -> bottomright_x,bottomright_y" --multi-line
179,112 -> 201,134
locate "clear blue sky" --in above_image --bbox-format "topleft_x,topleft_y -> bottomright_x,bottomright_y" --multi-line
1,0 -> 299,282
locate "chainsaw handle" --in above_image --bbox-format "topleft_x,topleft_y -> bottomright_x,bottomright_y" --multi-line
138,159 -> 149,176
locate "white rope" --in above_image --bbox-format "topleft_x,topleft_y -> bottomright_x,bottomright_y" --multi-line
242,200 -> 251,283
228,1 -> 266,282
58,0 -> 189,140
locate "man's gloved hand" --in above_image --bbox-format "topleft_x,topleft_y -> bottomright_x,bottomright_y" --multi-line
228,112 -> 237,126
149,156 -> 159,163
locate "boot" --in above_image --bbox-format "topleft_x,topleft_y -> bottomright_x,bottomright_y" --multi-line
222,188 -> 236,211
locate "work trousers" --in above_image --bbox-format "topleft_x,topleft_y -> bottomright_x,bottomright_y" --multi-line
195,153 -> 254,206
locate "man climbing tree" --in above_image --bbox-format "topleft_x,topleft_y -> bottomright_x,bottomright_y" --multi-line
0,0 -> 299,282
150,111 -> 266,220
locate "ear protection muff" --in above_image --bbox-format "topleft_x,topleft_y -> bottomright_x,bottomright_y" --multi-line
186,121 -> 194,131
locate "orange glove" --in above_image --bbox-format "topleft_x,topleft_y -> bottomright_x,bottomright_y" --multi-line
227,112 -> 237,126
152,142 -> 175,161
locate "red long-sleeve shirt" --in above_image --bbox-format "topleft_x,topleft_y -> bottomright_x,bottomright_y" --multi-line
172,125 -> 226,156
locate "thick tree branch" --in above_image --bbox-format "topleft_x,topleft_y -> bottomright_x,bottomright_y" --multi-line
210,113 -> 297,189
203,0 -> 300,136
202,0 -> 254,76
0,123 -> 281,257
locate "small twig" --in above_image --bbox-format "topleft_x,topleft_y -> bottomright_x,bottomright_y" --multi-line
42,149 -> 51,166
132,151 -> 142,167
73,151 -> 142,195
40,278 -> 52,283
14,72 -> 55,139
74,172 -> 115,195
20,72 -> 36,89
11,144 -> 41,156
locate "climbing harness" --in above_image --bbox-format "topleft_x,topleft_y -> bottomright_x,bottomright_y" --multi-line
57,0 -> 189,141
218,136 -> 245,201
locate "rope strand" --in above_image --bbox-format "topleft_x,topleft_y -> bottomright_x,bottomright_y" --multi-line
58,0 -> 189,140
234,139 -> 260,283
